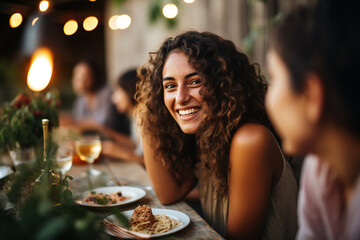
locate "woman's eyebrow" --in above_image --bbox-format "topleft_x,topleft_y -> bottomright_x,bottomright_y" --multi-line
185,72 -> 199,79
163,72 -> 198,81
163,76 -> 174,81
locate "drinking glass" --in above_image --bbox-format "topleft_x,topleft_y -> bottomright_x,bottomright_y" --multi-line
54,141 -> 73,178
75,134 -> 102,177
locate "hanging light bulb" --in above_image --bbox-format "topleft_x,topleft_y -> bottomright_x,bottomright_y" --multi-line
39,0 -> 50,12
83,16 -> 98,31
63,20 -> 78,35
109,15 -> 119,30
163,3 -> 178,19
9,13 -> 23,28
116,14 -> 131,30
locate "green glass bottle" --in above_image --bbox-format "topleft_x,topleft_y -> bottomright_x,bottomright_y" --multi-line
34,119 -> 60,203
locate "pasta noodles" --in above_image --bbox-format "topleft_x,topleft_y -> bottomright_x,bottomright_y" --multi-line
131,214 -> 183,234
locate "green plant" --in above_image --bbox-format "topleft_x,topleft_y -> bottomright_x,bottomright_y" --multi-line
0,145 -> 103,240
0,90 -> 60,151
0,141 -> 127,240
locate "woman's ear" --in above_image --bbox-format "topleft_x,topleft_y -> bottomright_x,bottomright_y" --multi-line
303,73 -> 324,124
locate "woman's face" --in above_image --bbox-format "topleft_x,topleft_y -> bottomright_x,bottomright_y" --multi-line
162,51 -> 206,134
112,86 -> 131,114
265,50 -> 315,155
72,63 -> 93,95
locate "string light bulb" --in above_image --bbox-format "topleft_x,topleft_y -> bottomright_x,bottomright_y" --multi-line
63,20 -> 78,35
116,14 -> 131,30
162,3 -> 178,19
83,16 -> 98,31
9,13 -> 22,28
39,1 -> 50,12
184,0 -> 195,3
108,15 -> 119,30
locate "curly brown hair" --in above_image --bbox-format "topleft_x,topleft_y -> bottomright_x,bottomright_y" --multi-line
135,31 -> 271,195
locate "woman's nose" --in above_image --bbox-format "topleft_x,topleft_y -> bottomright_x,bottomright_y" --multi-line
176,85 -> 190,105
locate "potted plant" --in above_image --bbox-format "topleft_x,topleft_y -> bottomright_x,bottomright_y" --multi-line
0,91 -> 60,168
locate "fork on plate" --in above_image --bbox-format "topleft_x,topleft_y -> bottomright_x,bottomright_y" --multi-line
102,219 -> 150,239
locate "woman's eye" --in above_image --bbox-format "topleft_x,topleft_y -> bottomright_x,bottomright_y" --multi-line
164,83 -> 176,89
189,79 -> 201,85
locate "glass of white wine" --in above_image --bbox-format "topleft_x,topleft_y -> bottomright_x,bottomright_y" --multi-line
54,140 -> 73,178
75,134 -> 102,177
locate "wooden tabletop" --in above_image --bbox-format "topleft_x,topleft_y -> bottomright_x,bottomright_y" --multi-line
68,158 -> 224,240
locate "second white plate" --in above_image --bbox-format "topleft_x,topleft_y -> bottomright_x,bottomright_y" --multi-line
105,208 -> 191,238
74,186 -> 146,207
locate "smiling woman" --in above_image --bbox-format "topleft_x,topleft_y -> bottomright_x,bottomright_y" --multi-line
135,31 -> 298,239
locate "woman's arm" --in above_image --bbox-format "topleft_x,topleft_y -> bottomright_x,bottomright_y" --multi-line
102,140 -> 143,164
227,123 -> 283,239
142,135 -> 196,205
98,125 -> 136,149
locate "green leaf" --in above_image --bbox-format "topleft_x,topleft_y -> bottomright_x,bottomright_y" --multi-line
35,217 -> 68,240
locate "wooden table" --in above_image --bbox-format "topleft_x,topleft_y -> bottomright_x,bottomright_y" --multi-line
68,158 -> 224,240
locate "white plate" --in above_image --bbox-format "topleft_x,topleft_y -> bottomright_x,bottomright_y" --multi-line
105,208 -> 190,238
74,186 -> 146,207
0,166 -> 13,179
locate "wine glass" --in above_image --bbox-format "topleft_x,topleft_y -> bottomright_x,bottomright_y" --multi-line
75,134 -> 102,177
54,140 -> 73,179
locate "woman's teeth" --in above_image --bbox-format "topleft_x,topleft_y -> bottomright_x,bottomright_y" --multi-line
179,108 -> 199,116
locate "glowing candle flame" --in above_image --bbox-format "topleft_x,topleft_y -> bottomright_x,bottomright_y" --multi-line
27,48 -> 53,92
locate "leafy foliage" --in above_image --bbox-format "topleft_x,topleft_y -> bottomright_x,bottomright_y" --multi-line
0,90 -> 60,151
0,141 -> 104,240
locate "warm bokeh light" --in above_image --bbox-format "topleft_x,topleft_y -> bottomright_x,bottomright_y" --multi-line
63,20 -> 78,35
83,16 -> 98,31
108,15 -> 119,30
39,1 -> 49,12
116,14 -> 131,30
32,17 -> 39,26
9,13 -> 22,28
27,48 -> 53,92
89,0 -> 96,2
162,3 -> 178,19
184,0 -> 196,3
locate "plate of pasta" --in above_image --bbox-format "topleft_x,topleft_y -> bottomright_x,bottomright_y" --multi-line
74,186 -> 146,207
105,205 -> 190,238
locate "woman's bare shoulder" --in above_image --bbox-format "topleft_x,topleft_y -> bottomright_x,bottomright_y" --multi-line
230,123 -> 281,171
231,123 -> 274,147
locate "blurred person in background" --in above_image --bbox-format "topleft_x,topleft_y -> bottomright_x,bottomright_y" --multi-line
101,68 -> 143,164
60,59 -> 131,141
136,31 -> 298,239
266,0 -> 360,239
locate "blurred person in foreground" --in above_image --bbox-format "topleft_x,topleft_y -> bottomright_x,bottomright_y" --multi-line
60,59 -> 131,145
135,31 -> 298,239
266,0 -> 360,239
101,68 -> 143,164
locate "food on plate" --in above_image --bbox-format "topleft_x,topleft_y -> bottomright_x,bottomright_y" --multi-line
130,205 -> 156,231
130,205 -> 183,234
84,191 -> 128,205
